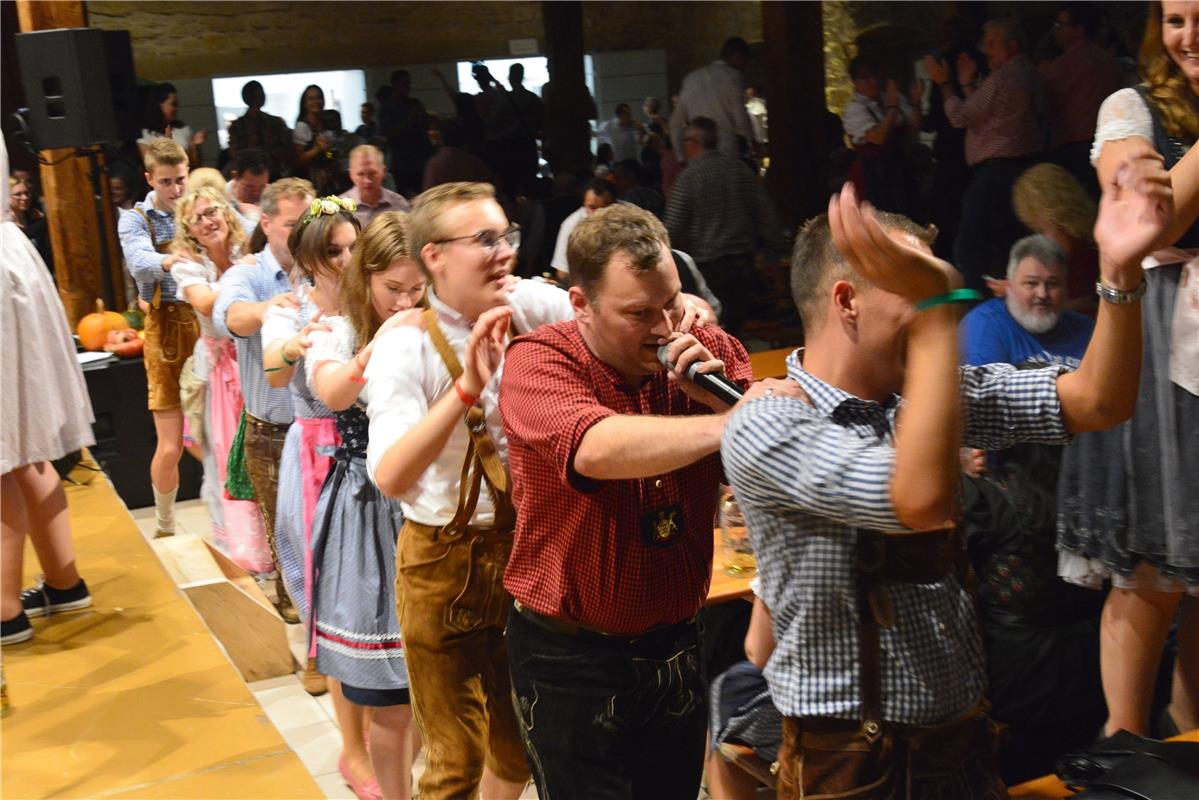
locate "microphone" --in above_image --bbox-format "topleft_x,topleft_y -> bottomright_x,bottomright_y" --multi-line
657,345 -> 744,406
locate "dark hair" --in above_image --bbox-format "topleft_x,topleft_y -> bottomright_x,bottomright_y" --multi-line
615,102 -> 631,115
440,118 -> 467,148
146,82 -> 184,132
1058,2 -> 1101,37
583,177 -> 614,200
361,101 -> 376,114
848,55 -> 883,80
390,69 -> 411,86
375,85 -> 393,104
685,116 -> 718,150
232,147 -> 270,176
567,204 -> 671,300
596,142 -> 614,164
241,80 -> 265,106
297,85 -> 325,123
509,63 -> 525,80
320,109 -> 343,134
721,37 -> 750,61
288,202 -> 362,282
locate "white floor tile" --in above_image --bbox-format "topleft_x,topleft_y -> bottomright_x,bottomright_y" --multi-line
248,674 -> 299,692
254,681 -> 330,731
312,770 -> 357,800
281,720 -> 344,777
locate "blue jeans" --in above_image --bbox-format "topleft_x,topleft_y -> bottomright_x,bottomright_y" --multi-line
506,605 -> 708,800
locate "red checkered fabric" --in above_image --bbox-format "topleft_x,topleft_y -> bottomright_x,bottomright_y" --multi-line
500,320 -> 752,635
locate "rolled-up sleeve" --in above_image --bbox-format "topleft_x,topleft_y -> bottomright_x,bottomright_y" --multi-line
213,265 -> 259,339
364,327 -> 430,490
117,208 -> 166,287
960,362 -> 1071,450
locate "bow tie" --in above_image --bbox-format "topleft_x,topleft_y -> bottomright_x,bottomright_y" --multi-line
831,398 -> 892,439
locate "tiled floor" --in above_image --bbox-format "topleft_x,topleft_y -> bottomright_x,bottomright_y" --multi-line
129,499 -> 541,800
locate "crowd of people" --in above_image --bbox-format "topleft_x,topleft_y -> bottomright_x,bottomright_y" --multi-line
2,2 -> 1198,799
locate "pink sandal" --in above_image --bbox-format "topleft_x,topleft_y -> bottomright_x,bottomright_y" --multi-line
338,756 -> 382,800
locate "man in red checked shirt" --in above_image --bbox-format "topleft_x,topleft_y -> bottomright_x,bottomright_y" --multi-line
499,203 -> 791,800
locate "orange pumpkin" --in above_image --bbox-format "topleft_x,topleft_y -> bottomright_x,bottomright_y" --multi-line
76,299 -> 127,351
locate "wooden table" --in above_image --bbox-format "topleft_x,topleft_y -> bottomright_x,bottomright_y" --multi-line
707,527 -> 755,605
749,347 -> 795,380
1009,728 -> 1199,798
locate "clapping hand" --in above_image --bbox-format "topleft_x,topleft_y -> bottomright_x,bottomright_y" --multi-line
827,182 -> 961,303
923,56 -> 950,86
460,306 -> 513,397
1094,148 -> 1173,286
956,52 -> 979,87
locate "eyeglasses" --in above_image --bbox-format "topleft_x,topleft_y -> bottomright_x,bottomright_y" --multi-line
189,206 -> 222,226
434,224 -> 520,253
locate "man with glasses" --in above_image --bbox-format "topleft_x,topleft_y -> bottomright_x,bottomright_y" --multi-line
364,182 -> 569,800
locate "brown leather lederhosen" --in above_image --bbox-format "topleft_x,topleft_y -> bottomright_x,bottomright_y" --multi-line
135,207 -> 199,411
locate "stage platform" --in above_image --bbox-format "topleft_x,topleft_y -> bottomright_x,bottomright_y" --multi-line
1,472 -> 322,799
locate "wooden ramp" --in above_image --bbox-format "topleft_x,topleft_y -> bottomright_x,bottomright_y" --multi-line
1,473 -> 321,799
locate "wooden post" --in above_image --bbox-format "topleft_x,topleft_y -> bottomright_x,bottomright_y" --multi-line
541,1 -> 594,181
762,2 -> 828,231
14,0 -> 125,325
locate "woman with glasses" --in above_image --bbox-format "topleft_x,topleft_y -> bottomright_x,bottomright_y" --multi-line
306,211 -> 426,800
169,187 -> 272,574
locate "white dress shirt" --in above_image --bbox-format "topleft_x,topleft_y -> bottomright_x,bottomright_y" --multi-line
365,279 -> 573,526
550,206 -> 588,274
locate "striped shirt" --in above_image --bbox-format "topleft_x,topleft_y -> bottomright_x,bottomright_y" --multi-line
943,54 -> 1045,166
663,151 -> 783,262
721,352 -> 1070,724
211,246 -> 294,424
118,192 -> 178,302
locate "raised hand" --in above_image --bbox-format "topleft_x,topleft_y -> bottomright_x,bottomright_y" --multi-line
286,311 -> 331,359
1094,149 -> 1173,285
955,52 -> 978,87
923,56 -> 950,86
827,182 -> 960,302
884,79 -> 900,108
460,305 -> 513,397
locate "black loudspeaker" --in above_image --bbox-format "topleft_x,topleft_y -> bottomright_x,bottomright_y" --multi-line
15,28 -> 117,149
103,30 -> 141,143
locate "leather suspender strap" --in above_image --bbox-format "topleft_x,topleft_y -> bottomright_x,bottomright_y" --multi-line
855,530 -> 885,740
421,308 -> 515,532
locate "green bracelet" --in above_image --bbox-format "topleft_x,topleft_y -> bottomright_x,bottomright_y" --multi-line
281,348 -> 297,366
914,288 -> 983,311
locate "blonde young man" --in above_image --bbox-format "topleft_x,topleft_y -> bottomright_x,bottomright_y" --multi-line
117,138 -> 198,538
364,182 -> 559,800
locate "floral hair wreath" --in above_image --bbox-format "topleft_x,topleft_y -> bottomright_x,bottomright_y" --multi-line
301,195 -> 357,226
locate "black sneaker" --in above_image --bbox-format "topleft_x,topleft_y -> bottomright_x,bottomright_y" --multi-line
1,612 -> 33,645
21,577 -> 92,618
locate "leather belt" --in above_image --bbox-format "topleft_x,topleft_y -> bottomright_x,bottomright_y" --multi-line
513,600 -> 695,644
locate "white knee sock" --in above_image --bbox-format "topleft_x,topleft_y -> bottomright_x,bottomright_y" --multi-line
153,484 -> 178,533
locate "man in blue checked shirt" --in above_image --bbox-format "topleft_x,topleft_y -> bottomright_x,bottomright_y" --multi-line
722,161 -> 1172,799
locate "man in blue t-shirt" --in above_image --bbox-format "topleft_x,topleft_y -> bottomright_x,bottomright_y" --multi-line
961,234 -> 1094,369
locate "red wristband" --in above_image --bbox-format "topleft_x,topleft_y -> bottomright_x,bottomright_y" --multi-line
454,379 -> 478,406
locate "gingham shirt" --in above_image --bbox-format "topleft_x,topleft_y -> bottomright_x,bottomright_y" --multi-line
721,351 -> 1071,725
118,192 -> 178,302
211,247 -> 295,424
943,54 -> 1045,166
501,321 -> 752,634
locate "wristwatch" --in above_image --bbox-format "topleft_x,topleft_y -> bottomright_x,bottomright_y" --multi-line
1095,280 -> 1147,304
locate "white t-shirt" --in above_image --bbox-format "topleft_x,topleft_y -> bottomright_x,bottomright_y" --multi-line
551,206 -> 589,274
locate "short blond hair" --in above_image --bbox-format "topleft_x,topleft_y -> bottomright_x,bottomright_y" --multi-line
260,177 -> 315,219
187,167 -> 226,193
143,137 -> 187,172
348,144 -> 386,167
1012,163 -> 1096,243
407,182 -> 497,274
172,186 -> 247,257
